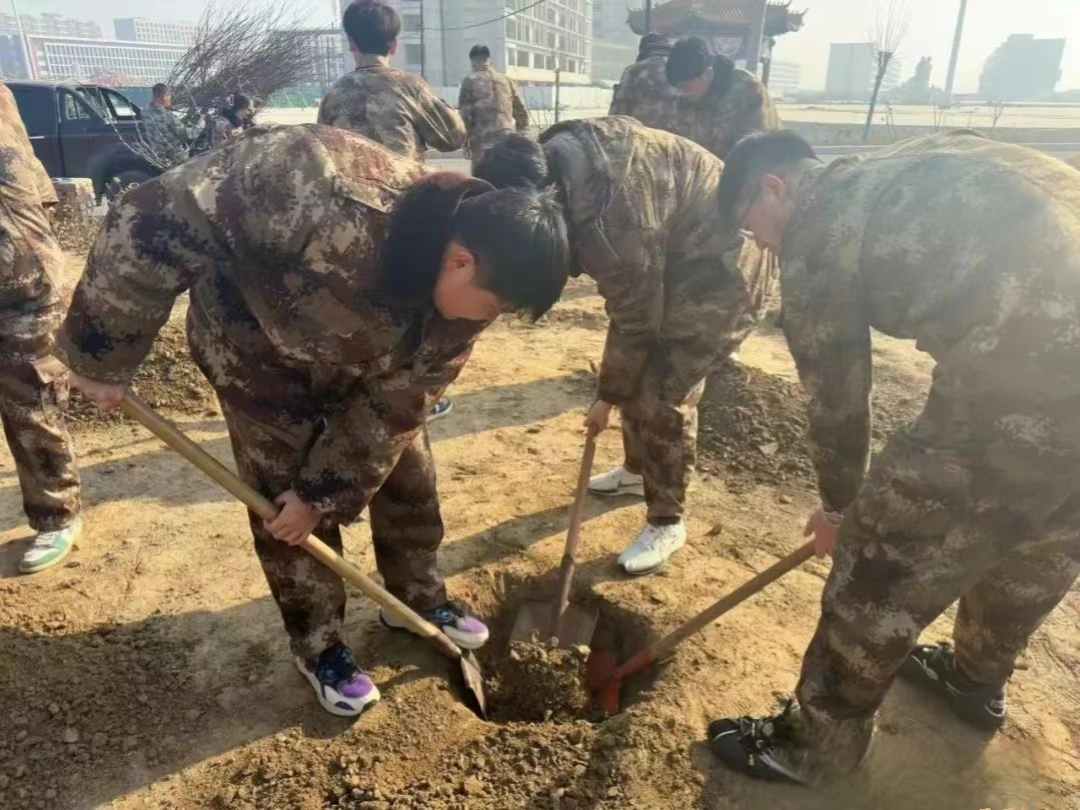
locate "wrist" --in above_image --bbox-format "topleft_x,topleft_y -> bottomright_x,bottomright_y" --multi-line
822,508 -> 844,526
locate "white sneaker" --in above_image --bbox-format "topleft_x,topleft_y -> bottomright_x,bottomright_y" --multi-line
618,522 -> 686,576
588,466 -> 645,498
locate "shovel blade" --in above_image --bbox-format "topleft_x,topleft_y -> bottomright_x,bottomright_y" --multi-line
586,647 -> 621,716
459,650 -> 487,719
510,600 -> 599,649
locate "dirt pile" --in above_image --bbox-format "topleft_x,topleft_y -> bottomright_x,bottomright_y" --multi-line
487,639 -> 591,723
698,361 -> 813,492
65,319 -> 218,429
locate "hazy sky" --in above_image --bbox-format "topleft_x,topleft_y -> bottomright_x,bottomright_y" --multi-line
18,0 -> 1080,92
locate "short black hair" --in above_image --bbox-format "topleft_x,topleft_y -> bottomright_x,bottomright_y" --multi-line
454,188 -> 569,320
666,36 -> 712,85
469,44 -> 491,61
381,173 -> 568,320
343,0 -> 401,56
473,133 -> 550,190
717,130 -> 820,230
152,83 -> 168,98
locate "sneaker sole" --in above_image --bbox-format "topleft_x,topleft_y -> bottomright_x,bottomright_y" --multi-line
619,537 -> 686,578
294,658 -> 381,718
19,526 -> 79,575
379,612 -> 489,651
588,485 -> 645,498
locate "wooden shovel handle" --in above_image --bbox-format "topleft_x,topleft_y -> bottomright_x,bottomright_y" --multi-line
614,540 -> 817,680
120,392 -> 463,661
551,430 -> 598,632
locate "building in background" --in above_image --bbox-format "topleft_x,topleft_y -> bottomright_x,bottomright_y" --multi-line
767,60 -> 801,98
288,28 -> 352,92
1,13 -> 103,77
25,35 -> 187,85
114,18 -> 198,47
825,42 -> 902,101
979,34 -> 1066,101
381,0 -> 592,88
592,0 -> 638,83
628,0 -> 806,76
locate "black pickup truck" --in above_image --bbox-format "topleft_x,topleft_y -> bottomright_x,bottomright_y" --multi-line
7,80 -> 161,198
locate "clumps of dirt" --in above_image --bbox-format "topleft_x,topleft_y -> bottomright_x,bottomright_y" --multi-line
487,639 -> 591,723
0,591 -> 209,810
698,361 -> 813,493
65,319 -> 218,429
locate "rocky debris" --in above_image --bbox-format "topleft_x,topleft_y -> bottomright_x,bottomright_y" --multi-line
65,314 -> 218,429
487,639 -> 591,723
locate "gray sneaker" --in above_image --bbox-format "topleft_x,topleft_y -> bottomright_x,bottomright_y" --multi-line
20,517 -> 83,574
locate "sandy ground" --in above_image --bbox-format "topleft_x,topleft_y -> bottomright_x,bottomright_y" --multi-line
0,257 -> 1077,810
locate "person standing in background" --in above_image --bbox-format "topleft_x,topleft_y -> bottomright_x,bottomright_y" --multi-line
458,44 -> 529,172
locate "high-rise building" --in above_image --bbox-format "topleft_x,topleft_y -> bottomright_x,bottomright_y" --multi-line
592,0 -> 637,82
114,18 -> 198,47
767,60 -> 801,98
0,12 -> 103,77
26,34 -> 187,85
980,34 -> 1066,101
825,42 -> 903,101
0,13 -> 102,39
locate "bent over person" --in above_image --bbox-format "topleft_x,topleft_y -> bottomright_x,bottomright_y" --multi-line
58,124 -> 569,717
608,34 -> 680,133
476,118 -> 775,575
707,130 -> 1080,786
0,81 -> 83,574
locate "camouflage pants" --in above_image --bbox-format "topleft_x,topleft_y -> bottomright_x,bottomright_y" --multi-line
616,258 -> 765,525
220,403 -> 447,660
0,354 -> 80,531
795,380 -> 1080,775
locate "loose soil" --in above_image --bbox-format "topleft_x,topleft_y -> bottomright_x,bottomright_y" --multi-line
2,264 -> 1077,810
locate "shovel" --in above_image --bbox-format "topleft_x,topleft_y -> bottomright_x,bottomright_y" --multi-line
119,392 -> 487,718
509,430 -> 600,649
588,539 -> 816,715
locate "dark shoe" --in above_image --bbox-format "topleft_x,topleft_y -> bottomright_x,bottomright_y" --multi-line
380,601 -> 490,650
708,702 -> 810,785
899,643 -> 1007,731
428,398 -> 454,422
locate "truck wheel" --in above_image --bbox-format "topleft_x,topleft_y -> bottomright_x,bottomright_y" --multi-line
104,169 -> 152,200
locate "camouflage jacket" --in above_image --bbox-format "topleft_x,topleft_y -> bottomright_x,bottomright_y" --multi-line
541,116 -> 772,405
608,56 -> 680,133
782,131 -> 1080,514
458,65 -> 528,157
318,55 -> 466,161
142,104 -> 191,168
0,82 -> 65,360
679,68 -> 780,159
58,125 -> 488,523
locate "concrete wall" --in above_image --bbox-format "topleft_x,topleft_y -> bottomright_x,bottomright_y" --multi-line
789,120 -> 1080,146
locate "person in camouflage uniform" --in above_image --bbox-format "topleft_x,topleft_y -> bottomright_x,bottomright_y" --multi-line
0,81 -> 83,574
318,0 -> 466,162
608,34 -> 680,133
58,123 -> 570,717
458,44 -> 529,171
141,84 -> 193,169
707,129 -> 1080,786
665,37 -> 781,160
475,118 -> 775,575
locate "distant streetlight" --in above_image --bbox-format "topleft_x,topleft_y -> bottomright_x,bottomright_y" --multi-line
944,0 -> 969,105
10,0 -> 35,79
